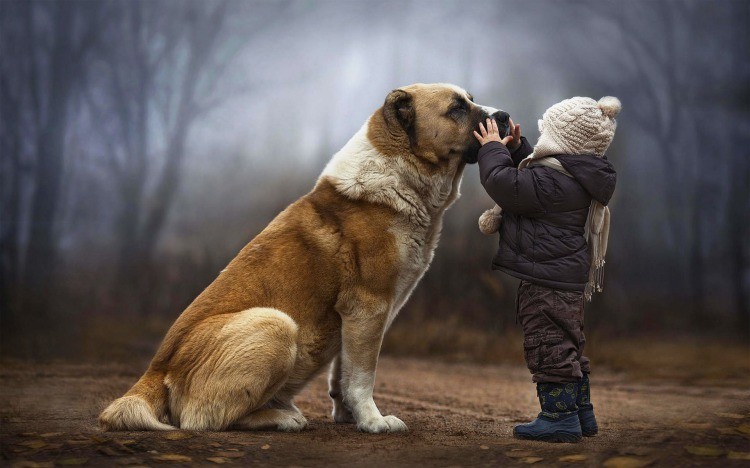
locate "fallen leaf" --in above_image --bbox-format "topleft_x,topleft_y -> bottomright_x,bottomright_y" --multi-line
57,459 -> 89,466
88,435 -> 107,444
261,444 -> 271,450
520,457 -> 544,464
737,424 -> 750,435
115,457 -> 144,465
480,445 -> 489,450
208,442 -> 222,447
11,462 -> 54,468
728,451 -> 750,460
618,447 -> 653,456
41,443 -> 63,451
559,454 -> 588,462
716,412 -> 745,419
152,454 -> 193,463
685,446 -> 725,457
115,439 -> 136,446
206,457 -> 229,464
18,440 -> 46,449
234,441 -> 256,446
214,451 -> 246,458
39,432 -> 64,438
505,451 -> 534,458
163,432 -> 194,441
17,432 -> 38,437
66,439 -> 93,446
603,456 -> 651,468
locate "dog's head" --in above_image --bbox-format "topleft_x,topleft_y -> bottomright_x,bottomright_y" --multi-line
377,83 -> 509,165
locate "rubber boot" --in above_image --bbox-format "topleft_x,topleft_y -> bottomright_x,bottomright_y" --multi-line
513,382 -> 582,443
577,372 -> 598,436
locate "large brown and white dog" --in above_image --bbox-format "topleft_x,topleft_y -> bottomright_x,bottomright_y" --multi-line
100,83 -> 509,433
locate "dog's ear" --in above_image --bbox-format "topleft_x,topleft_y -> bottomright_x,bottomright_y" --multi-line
383,89 -> 415,135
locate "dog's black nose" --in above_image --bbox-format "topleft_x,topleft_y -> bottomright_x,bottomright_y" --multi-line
492,110 -> 510,124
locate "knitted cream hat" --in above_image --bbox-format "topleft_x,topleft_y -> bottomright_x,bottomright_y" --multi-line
535,96 -> 621,157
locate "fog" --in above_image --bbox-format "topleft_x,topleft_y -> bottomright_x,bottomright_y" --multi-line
1,0 -> 748,358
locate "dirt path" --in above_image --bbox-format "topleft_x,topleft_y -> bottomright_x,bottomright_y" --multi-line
2,358 -> 749,467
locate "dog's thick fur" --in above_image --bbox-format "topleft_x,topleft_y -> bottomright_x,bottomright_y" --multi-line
100,83 -> 502,433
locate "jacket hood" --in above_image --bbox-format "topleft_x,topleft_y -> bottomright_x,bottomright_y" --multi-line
555,154 -> 617,206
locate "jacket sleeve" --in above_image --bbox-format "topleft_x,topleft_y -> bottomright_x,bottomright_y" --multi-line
510,136 -> 533,167
477,141 -> 546,216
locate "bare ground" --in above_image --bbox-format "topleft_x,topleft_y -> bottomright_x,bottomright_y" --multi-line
1,357 -> 749,467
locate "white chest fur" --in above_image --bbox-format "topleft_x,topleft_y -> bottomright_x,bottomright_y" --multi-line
320,119 -> 464,330
385,165 -> 462,330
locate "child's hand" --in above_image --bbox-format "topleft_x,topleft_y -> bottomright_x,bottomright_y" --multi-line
506,118 -> 522,150
473,118 -> 516,147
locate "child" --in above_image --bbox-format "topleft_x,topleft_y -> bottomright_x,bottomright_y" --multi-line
473,96 -> 620,443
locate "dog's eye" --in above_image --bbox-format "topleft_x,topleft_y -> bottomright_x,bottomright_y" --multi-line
448,107 -> 467,118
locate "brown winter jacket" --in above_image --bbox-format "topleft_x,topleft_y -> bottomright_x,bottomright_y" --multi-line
477,137 -> 616,291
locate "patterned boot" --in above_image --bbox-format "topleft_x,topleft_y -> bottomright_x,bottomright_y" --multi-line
513,382 -> 582,443
577,372 -> 598,436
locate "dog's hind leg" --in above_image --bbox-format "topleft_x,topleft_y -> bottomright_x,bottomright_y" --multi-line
168,308 -> 298,431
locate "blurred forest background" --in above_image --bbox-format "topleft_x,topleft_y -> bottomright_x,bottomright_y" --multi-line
1,0 -> 748,361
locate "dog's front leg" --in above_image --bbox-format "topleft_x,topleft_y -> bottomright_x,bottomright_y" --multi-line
339,306 -> 407,433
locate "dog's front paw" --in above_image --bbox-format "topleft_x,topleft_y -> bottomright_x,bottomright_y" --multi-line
277,412 -> 308,432
357,415 -> 408,433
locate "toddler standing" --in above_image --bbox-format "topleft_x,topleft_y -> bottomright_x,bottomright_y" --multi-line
473,96 -> 620,442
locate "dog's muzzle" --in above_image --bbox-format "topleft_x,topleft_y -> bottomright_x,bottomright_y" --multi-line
463,105 -> 512,164
480,105 -> 511,138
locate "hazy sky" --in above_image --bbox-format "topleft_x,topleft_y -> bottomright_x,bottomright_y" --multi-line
4,0 -> 747,316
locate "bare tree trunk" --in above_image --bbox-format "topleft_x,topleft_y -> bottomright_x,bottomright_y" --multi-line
0,74 -> 24,350
82,1 -> 292,315
687,181 -> 707,326
111,1 -> 151,297
733,201 -> 750,335
115,177 -> 147,298
21,4 -> 77,336
722,115 -> 749,339
136,3 -> 227,268
10,2 -> 105,352
725,2 -> 749,339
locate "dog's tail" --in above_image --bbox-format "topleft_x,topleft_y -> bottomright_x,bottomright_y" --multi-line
99,369 -> 176,431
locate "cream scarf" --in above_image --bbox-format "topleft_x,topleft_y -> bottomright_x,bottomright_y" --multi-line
478,152 -> 610,301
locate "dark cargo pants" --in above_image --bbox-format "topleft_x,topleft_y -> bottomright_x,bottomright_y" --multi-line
517,280 -> 590,383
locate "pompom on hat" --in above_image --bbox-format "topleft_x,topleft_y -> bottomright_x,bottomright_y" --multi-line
535,96 -> 621,158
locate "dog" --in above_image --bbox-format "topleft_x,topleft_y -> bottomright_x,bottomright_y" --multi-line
99,83 -> 510,433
